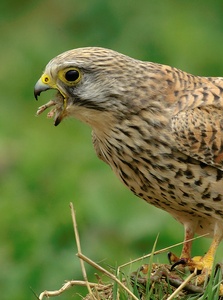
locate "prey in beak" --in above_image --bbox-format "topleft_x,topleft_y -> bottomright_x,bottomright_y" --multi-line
34,75 -> 67,126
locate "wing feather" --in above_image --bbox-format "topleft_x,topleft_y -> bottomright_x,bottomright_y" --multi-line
171,76 -> 223,170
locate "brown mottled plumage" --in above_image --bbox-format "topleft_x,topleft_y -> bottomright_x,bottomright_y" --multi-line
34,47 -> 223,274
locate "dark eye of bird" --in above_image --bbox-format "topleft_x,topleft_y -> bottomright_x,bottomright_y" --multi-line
65,69 -> 80,82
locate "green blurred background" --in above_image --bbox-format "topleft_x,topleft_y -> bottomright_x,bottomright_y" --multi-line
1,1 -> 223,299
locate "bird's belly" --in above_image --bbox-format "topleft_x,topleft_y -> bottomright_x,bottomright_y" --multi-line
111,154 -> 223,238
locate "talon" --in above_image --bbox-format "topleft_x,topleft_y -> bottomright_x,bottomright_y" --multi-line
168,252 -> 179,264
170,258 -> 187,271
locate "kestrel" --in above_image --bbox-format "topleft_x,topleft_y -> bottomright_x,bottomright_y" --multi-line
34,47 -> 223,278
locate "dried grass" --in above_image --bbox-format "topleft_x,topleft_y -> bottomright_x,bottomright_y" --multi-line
36,203 -> 222,300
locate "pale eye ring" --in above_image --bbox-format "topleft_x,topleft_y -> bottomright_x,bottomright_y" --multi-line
65,69 -> 80,82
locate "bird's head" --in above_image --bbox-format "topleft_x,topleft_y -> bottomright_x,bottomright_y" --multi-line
34,47 -> 145,128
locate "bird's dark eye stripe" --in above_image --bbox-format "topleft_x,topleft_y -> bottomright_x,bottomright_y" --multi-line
65,69 -> 80,82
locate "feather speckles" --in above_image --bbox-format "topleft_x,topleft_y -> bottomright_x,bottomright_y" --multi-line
35,47 -> 223,242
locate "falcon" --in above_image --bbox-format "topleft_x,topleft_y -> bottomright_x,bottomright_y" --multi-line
34,47 -> 223,278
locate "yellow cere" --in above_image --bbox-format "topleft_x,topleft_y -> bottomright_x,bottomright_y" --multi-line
41,74 -> 51,84
41,74 -> 67,111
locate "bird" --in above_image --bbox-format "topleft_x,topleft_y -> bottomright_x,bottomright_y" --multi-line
34,47 -> 223,280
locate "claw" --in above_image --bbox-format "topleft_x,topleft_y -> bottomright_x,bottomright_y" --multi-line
168,252 -> 179,264
170,258 -> 187,271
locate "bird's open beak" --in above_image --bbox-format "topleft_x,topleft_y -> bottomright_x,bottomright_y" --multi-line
34,75 -> 67,126
34,78 -> 52,100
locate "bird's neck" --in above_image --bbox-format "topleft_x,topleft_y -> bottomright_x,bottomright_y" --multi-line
92,107 -> 174,166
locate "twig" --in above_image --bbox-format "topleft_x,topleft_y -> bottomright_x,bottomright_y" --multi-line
77,250 -> 139,300
38,280 -> 111,300
166,268 -> 197,300
70,202 -> 96,299
71,202 -> 138,300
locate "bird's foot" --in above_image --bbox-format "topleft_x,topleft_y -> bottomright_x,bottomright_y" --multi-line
168,252 -> 205,272
168,250 -> 214,273
168,251 -> 223,290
